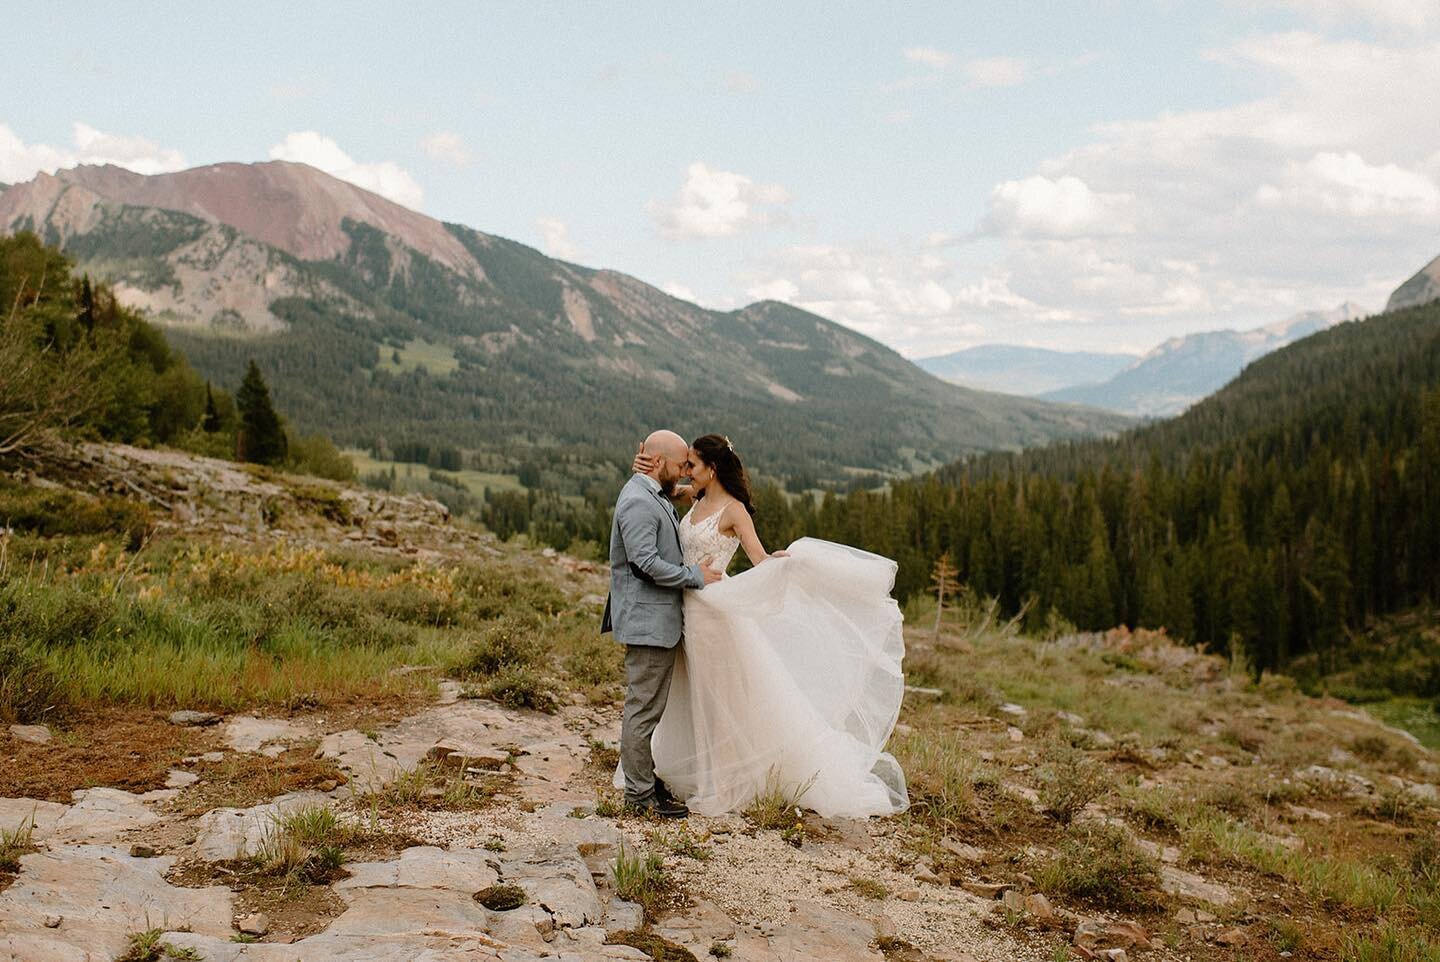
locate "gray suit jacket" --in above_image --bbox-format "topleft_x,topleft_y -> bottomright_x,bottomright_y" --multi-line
601,474 -> 704,648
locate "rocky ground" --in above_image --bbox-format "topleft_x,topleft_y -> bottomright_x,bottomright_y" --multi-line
3,442 -> 1436,961
1,682 -> 1051,962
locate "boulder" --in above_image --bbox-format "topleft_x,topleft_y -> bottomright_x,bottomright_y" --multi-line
8,724 -> 52,744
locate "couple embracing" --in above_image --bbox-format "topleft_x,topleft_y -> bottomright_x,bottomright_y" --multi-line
602,430 -> 909,820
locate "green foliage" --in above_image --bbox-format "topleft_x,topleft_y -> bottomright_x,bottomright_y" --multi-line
612,843 -> 669,920
236,360 -> 287,465
1037,822 -> 1161,910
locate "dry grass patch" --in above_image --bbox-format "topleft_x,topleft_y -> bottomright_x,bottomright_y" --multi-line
1036,822 -> 1161,911
1035,741 -> 1114,825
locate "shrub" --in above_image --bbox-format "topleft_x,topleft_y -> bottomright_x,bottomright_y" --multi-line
458,615 -> 545,677
1036,741 -> 1114,825
469,666 -> 562,713
612,843 -> 669,920
1037,823 -> 1161,910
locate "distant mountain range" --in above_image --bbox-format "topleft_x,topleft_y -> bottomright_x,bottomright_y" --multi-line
1041,303 -> 1370,417
915,345 -> 1138,396
0,162 -> 1128,480
920,303 -> 1373,418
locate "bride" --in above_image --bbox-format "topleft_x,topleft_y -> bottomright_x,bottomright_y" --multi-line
623,434 -> 909,819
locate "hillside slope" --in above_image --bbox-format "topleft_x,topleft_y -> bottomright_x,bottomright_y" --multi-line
1388,252 -> 1440,313
0,162 -> 1129,480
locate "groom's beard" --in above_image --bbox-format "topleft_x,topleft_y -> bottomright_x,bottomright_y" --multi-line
658,476 -> 677,496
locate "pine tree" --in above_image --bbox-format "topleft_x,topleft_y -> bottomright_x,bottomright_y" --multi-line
202,382 -> 222,433
930,552 -> 958,640
77,275 -> 95,332
235,360 -> 286,465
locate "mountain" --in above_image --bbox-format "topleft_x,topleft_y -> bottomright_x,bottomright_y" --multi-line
1040,302 -> 1369,417
1387,252 -> 1440,313
915,344 -> 1138,395
0,162 -> 1129,480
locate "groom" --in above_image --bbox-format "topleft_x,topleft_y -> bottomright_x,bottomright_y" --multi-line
602,429 -> 720,818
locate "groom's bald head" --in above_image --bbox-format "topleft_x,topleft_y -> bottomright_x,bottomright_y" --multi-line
642,429 -> 688,461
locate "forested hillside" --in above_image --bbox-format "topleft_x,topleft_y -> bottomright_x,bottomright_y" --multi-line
748,302 -> 1440,682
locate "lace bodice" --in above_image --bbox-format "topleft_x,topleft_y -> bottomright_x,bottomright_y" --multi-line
680,505 -> 741,571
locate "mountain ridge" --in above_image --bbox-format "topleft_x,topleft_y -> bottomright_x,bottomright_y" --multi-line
916,344 -> 1138,395
0,161 -> 1130,479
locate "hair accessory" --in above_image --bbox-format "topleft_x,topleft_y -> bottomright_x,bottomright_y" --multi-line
724,436 -> 734,452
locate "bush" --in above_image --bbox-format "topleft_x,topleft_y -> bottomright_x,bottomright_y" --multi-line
1037,741 -> 1114,825
459,615 -> 546,677
470,665 -> 562,713
1037,823 -> 1161,910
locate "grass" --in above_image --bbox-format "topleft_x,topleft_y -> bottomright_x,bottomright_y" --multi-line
376,338 -> 460,376
891,729 -> 992,828
474,883 -> 527,910
612,843 -> 669,920
250,804 -> 354,893
116,929 -> 202,962
1036,822 -> 1161,911
848,876 -> 889,900
742,769 -> 817,831
361,759 -> 503,812
0,816 -> 37,872
0,527 -> 589,717
344,447 -> 524,501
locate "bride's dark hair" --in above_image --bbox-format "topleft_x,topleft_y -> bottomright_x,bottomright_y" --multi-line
691,434 -> 755,516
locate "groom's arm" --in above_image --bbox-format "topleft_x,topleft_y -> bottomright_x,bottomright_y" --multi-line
616,500 -> 704,589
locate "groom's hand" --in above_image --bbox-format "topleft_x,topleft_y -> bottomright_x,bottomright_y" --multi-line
700,563 -> 722,585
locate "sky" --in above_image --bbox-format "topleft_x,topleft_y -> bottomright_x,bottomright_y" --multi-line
2,1 -> 1439,358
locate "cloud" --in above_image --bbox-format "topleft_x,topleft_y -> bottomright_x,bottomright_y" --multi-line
1257,150 -> 1440,216
964,56 -> 1029,88
1271,0 -> 1437,31
903,46 -> 954,68
268,131 -> 424,210
419,131 -> 473,167
660,280 -> 699,302
982,175 -> 1132,238
535,217 -> 581,260
648,162 -> 791,239
0,122 -> 186,183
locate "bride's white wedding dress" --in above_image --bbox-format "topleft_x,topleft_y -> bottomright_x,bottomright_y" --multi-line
620,507 -> 909,818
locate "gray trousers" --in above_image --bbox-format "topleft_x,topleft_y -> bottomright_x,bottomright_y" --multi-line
621,643 -> 678,803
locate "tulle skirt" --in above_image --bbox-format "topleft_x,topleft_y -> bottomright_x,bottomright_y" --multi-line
618,538 -> 909,818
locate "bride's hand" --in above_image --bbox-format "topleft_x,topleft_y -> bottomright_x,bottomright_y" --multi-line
765,550 -> 790,560
632,444 -> 659,475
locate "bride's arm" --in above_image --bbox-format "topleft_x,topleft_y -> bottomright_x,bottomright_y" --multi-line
725,502 -> 789,566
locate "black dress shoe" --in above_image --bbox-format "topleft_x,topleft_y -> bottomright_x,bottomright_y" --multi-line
625,796 -> 690,819
654,778 -> 678,804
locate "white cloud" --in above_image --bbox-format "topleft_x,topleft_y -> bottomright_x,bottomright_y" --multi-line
964,56 -> 1029,88
0,122 -> 186,183
1257,150 -> 1440,216
535,217 -> 581,260
419,130 -> 473,167
903,46 -> 954,68
983,174 -> 1131,238
648,162 -> 791,239
1272,0 -> 1437,31
660,280 -> 699,302
268,131 -> 424,210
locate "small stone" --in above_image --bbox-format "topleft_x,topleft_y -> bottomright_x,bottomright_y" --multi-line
168,710 -> 220,727
998,703 -> 1028,717
1174,909 -> 1198,925
199,751 -> 225,763
318,779 -> 339,792
895,887 -> 921,901
1101,921 -> 1152,950
1024,893 -> 1057,922
43,916 -> 61,929
1196,910 -> 1218,924
1001,889 -> 1026,913
164,770 -> 199,789
1007,726 -> 1024,743
603,898 -> 644,935
1099,951 -> 1129,962
1215,927 -> 1248,947
941,838 -> 986,862
129,843 -> 158,858
915,866 -> 946,885
961,880 -> 1010,899
8,724 -> 52,744
237,912 -> 270,936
